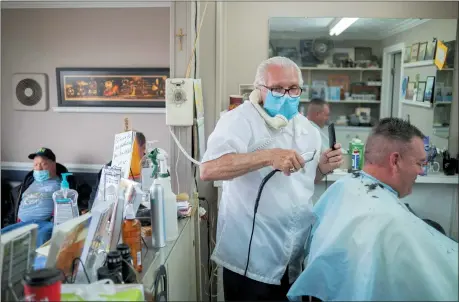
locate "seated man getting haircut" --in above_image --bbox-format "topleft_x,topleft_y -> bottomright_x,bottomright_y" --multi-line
1,148 -> 61,247
288,118 -> 458,301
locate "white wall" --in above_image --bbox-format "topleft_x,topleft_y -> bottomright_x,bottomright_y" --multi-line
1,8 -> 171,165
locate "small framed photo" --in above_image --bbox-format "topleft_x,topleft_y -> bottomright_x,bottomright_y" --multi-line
401,76 -> 409,99
406,82 -> 416,100
424,76 -> 436,103
424,39 -> 437,60
404,46 -> 412,63
416,81 -> 426,102
411,43 -> 420,62
418,42 -> 428,61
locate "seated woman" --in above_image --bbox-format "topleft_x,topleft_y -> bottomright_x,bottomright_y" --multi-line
1,148 -> 61,248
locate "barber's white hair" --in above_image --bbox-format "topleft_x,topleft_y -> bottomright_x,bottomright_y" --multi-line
253,56 -> 304,87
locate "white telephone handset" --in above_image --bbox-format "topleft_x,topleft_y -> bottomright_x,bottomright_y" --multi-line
249,89 -> 288,130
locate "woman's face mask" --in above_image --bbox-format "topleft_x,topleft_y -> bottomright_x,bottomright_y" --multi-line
33,170 -> 50,182
263,90 -> 300,120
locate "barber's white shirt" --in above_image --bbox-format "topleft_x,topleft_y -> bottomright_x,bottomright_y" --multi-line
202,101 -> 321,285
308,119 -> 329,153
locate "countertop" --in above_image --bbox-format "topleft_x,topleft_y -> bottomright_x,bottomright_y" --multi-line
213,170 -> 459,187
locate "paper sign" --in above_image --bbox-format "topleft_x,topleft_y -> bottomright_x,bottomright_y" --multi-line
111,131 -> 134,178
93,166 -> 122,209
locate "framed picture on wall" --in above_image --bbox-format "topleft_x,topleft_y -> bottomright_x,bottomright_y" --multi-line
404,46 -> 412,63
418,42 -> 428,61
56,67 -> 170,108
424,76 -> 436,103
410,43 -> 420,62
424,39 -> 437,60
406,82 -> 415,101
401,76 -> 409,99
416,81 -> 426,102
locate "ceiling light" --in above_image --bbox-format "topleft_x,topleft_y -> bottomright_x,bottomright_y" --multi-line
329,18 -> 359,36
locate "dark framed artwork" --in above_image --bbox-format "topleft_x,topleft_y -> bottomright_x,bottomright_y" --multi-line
425,39 -> 437,60
418,42 -> 428,61
416,81 -> 426,102
424,76 -> 436,103
56,68 -> 170,108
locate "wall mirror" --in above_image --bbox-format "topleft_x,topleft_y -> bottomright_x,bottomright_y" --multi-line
267,17 -> 457,152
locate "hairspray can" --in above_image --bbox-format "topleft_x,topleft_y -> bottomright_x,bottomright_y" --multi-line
150,183 -> 166,248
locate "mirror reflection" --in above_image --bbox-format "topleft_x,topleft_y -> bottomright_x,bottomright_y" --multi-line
268,17 -> 456,152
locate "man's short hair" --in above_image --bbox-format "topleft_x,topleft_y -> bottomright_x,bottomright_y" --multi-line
365,118 -> 425,165
307,98 -> 328,114
136,132 -> 146,146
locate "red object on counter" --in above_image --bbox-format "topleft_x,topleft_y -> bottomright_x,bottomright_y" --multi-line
23,268 -> 63,302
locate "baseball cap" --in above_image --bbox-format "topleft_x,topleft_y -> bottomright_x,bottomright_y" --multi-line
28,147 -> 56,162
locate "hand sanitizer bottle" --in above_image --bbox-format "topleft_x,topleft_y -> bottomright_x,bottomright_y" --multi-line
52,173 -> 79,226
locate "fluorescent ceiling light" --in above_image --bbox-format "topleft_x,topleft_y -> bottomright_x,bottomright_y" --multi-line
329,18 -> 359,36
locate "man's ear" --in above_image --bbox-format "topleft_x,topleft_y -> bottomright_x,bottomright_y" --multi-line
389,152 -> 401,171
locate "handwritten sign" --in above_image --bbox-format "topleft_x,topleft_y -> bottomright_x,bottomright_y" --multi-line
111,131 -> 134,178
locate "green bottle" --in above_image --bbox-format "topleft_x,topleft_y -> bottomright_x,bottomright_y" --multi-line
349,138 -> 365,170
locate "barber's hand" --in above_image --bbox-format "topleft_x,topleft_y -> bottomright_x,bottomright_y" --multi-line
318,143 -> 344,175
269,148 -> 305,176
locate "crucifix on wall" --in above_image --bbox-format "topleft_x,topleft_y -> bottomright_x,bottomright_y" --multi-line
176,28 -> 186,51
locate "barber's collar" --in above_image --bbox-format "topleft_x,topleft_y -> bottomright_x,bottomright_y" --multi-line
359,170 -> 399,198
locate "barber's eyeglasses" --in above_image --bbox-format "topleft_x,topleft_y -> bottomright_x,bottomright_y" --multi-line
262,85 -> 303,98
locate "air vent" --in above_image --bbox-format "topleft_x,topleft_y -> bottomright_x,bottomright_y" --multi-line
12,73 -> 48,111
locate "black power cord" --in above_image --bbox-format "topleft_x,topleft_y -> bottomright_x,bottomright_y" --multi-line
244,153 -> 317,277
243,169 -> 280,276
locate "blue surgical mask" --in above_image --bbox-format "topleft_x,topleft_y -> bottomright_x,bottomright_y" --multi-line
33,170 -> 50,182
263,91 -> 300,120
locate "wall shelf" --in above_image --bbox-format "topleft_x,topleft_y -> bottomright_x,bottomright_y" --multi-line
300,67 -> 382,71
52,107 -> 166,114
301,99 -> 380,104
404,60 -> 435,68
401,100 -> 432,108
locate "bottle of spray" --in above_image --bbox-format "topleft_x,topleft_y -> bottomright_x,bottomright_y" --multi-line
150,183 -> 166,248
52,173 -> 79,225
151,148 -> 178,242
122,203 -> 142,272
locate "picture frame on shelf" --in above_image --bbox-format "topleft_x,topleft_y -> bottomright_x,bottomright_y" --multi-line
404,46 -> 412,63
406,82 -> 415,101
418,42 -> 428,61
410,43 -> 420,62
401,76 -> 409,99
56,67 -> 169,108
354,47 -> 372,61
424,76 -> 435,103
416,81 -> 426,102
424,39 -> 437,60
434,40 -> 448,70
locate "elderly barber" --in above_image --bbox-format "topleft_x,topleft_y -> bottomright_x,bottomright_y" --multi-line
200,56 -> 343,301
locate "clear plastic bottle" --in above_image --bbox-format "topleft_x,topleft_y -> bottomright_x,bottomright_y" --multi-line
52,173 -> 79,226
122,204 -> 142,272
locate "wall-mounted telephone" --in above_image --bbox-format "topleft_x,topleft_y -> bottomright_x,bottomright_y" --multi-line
249,90 -> 288,130
165,78 -> 195,126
